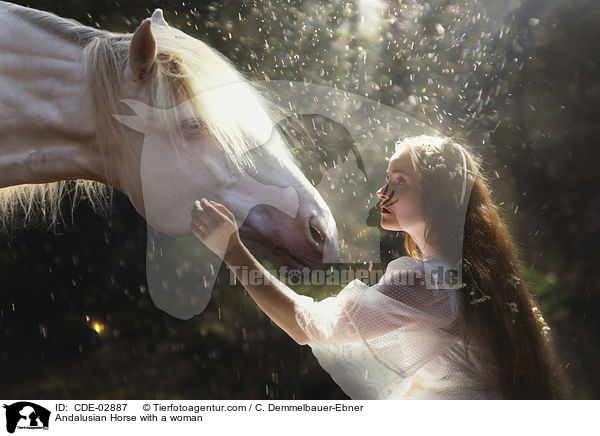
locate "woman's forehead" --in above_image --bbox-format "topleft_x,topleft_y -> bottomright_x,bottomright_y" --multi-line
388,148 -> 415,175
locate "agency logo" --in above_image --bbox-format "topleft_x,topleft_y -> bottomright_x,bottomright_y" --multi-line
3,402 -> 50,434
113,81 -> 473,320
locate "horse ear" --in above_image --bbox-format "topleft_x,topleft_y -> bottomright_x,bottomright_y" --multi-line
128,18 -> 157,81
151,9 -> 169,27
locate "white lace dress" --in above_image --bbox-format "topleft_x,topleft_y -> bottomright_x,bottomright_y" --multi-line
294,256 -> 503,400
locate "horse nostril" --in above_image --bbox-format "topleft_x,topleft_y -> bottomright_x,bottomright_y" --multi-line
308,216 -> 326,249
310,224 -> 324,243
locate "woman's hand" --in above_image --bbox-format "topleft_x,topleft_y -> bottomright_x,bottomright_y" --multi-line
190,198 -> 241,260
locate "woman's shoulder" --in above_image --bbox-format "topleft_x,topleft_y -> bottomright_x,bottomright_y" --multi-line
386,255 -> 459,287
376,256 -> 426,290
377,255 -> 461,302
386,256 -> 425,272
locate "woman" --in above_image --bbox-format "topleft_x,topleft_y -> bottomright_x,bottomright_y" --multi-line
190,134 -> 569,400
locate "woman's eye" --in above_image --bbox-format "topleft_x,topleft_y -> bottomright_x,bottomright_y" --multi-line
183,118 -> 206,134
386,175 -> 406,185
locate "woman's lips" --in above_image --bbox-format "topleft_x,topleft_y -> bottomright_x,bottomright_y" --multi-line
380,205 -> 392,214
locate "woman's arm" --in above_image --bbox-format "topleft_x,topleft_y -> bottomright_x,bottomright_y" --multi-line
223,236 -> 311,345
190,198 -> 310,345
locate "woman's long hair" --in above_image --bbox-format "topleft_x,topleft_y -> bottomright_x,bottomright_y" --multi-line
398,135 -> 569,399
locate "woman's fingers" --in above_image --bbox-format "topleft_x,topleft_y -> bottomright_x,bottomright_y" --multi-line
191,217 -> 207,232
192,200 -> 217,224
200,198 -> 223,218
211,201 -> 237,223
200,199 -> 235,226
202,199 -> 237,224
191,205 -> 207,223
192,200 -> 204,219
191,198 -> 237,231
190,199 -> 240,260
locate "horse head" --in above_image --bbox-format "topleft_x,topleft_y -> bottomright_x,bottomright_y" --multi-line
98,9 -> 339,269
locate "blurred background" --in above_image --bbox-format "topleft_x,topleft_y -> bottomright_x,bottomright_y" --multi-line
0,0 -> 598,399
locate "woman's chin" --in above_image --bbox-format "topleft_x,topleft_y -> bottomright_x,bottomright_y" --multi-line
380,218 -> 401,231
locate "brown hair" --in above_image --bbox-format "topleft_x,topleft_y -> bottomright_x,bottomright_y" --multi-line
397,135 -> 570,399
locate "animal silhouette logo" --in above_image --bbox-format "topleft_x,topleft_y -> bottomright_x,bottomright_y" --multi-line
3,402 -> 50,433
111,80 -> 473,320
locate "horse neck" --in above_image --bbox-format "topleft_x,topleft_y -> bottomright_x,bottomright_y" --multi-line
0,5 -> 106,190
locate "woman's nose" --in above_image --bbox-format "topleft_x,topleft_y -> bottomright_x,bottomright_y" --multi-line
377,184 -> 389,200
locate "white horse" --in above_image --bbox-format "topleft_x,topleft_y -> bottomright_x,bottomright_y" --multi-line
0,3 -> 338,278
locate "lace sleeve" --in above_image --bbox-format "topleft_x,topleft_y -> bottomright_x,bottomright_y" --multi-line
294,278 -> 369,344
293,256 -> 462,384
294,257 -> 460,344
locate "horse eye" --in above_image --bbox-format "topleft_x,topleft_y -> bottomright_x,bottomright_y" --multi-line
183,118 -> 206,134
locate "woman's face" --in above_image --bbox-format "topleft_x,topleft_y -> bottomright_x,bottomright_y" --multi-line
376,145 -> 424,232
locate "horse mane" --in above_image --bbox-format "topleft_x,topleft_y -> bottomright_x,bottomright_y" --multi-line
0,2 -> 113,233
0,1 -> 108,46
0,2 -> 284,233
